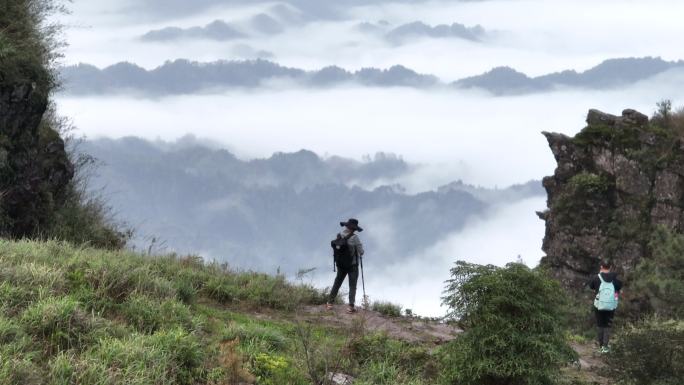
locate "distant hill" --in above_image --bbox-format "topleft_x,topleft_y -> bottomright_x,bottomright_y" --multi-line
455,57 -> 684,95
386,21 -> 486,44
59,57 -> 684,96
82,137 -> 543,272
141,20 -> 245,41
59,60 -> 438,95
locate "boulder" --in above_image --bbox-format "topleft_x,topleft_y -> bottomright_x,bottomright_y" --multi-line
327,372 -> 354,385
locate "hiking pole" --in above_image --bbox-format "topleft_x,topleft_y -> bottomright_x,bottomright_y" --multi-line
360,256 -> 369,309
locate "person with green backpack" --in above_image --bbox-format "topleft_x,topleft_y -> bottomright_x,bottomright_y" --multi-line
589,260 -> 623,353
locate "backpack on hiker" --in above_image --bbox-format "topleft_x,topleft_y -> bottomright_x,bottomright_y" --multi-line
331,232 -> 355,271
594,274 -> 619,311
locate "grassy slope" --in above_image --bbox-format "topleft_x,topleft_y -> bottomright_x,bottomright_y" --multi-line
0,240 -> 438,385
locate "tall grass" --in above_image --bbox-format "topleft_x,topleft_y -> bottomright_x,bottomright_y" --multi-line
0,239 -> 442,384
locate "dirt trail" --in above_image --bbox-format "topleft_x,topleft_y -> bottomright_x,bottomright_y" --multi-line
565,342 -> 611,385
301,305 -> 462,344
302,306 -> 612,383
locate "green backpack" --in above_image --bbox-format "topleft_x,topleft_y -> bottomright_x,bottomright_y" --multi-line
594,274 -> 619,311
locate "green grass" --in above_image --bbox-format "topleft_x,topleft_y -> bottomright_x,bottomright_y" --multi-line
0,239 -> 439,384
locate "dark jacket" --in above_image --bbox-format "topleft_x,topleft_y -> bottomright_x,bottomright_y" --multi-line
589,272 -> 623,294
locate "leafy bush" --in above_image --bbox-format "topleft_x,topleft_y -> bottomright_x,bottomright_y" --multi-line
251,352 -> 305,385
440,262 -> 577,385
0,0 -> 65,91
568,172 -> 611,195
606,319 -> 684,385
632,227 -> 684,318
372,301 -> 403,317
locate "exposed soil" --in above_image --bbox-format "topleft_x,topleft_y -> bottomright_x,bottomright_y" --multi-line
564,342 -> 611,385
301,304 -> 462,345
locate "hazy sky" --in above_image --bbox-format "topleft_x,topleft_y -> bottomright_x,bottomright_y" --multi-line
55,0 -> 684,316
61,0 -> 684,80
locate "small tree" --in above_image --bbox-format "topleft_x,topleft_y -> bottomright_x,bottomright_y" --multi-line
439,262 -> 576,385
632,226 -> 684,318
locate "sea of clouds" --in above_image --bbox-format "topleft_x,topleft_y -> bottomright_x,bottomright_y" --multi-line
55,0 -> 684,316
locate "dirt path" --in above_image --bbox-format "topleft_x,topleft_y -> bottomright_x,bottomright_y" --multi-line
564,342 -> 611,385
302,306 -> 613,383
301,305 -> 462,345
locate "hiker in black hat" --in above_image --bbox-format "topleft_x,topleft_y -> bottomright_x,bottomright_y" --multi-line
327,218 -> 365,313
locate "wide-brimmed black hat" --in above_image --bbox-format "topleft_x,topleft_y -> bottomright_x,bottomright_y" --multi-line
340,218 -> 363,232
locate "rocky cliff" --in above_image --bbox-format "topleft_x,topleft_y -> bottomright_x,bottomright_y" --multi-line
539,108 -> 684,290
0,83 -> 73,237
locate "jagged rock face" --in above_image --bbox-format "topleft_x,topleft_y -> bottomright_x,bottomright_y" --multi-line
539,108 -> 684,290
0,83 -> 73,237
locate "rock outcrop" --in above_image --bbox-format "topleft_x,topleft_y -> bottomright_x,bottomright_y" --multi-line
539,108 -> 684,290
0,83 -> 73,237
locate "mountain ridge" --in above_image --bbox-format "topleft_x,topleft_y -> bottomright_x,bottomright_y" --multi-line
59,56 -> 684,96
81,136 -> 543,272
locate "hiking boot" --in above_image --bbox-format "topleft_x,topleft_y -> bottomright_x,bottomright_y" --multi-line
325,303 -> 333,310
347,305 -> 357,314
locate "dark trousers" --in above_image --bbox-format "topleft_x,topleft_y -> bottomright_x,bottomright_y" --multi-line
595,309 -> 615,347
329,264 -> 359,306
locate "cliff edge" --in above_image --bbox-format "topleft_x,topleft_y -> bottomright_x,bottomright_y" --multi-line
539,108 -> 684,291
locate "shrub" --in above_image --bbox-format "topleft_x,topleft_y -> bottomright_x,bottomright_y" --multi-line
43,113 -> 132,250
606,319 -> 684,385
0,0 -> 65,91
251,352 -> 305,385
568,172 -> 611,195
632,227 -> 684,318
372,301 -> 403,317
440,262 -> 577,385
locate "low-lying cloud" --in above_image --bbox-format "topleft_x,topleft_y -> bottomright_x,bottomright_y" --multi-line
55,74 -> 684,189
310,196 -> 547,316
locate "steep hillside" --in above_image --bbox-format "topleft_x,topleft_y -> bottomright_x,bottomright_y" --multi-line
0,0 -> 74,239
0,239 -> 457,385
539,106 -> 684,293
